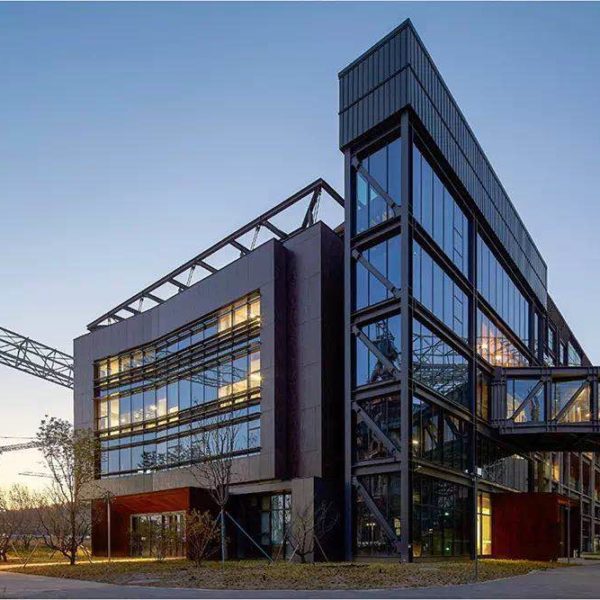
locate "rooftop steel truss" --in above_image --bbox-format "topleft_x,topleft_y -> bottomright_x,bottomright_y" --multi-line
0,325 -> 74,389
88,179 -> 344,331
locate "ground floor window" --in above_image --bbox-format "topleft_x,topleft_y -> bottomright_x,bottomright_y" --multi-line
236,493 -> 291,559
355,473 -> 402,557
477,492 -> 492,556
130,512 -> 186,558
412,474 -> 470,558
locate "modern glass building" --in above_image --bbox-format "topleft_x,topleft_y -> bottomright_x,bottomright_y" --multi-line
340,19 -> 598,562
75,19 -> 600,562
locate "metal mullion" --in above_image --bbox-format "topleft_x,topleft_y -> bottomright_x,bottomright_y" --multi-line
352,219 -> 401,250
344,149 -> 354,561
353,461 -> 401,477
399,110 -> 413,562
411,459 -> 473,487
353,381 -> 402,403
352,299 -> 400,327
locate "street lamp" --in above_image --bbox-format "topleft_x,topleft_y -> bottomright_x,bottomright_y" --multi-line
470,467 -> 483,582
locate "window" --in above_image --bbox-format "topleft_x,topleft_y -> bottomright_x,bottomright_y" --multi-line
355,235 -> 401,310
412,319 -> 469,408
355,315 -> 401,388
413,242 -> 468,340
546,324 -> 556,356
261,494 -> 291,556
412,397 -> 470,471
354,138 -> 401,234
94,293 -> 262,478
533,312 -> 540,359
568,342 -> 582,367
477,492 -> 492,556
412,475 -> 470,558
477,435 -> 528,491
477,235 -> 529,346
355,473 -> 402,557
413,145 -> 469,275
131,512 -> 186,558
355,395 -> 401,462
552,379 -> 590,422
506,378 -> 544,422
476,310 -> 529,367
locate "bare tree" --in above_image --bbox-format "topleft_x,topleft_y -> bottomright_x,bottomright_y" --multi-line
0,485 -> 36,562
35,417 -> 97,565
285,501 -> 338,563
184,418 -> 239,563
186,509 -> 220,566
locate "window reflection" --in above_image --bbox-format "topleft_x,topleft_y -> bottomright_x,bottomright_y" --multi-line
354,138 -> 401,235
94,293 -> 262,478
355,473 -> 402,557
355,235 -> 401,310
355,395 -> 401,462
476,310 -> 528,367
506,379 -> 544,422
477,235 -> 529,346
412,397 -> 470,471
412,319 -> 469,408
413,145 -> 469,275
355,315 -> 401,387
552,380 -> 591,422
413,242 -> 468,340
412,475 -> 470,558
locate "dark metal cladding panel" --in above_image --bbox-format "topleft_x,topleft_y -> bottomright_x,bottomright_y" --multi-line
338,19 -> 548,306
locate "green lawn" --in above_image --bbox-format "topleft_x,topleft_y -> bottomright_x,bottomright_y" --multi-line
3,557 -> 568,590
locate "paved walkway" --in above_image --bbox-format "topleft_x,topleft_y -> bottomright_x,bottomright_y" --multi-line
1,562 -> 599,598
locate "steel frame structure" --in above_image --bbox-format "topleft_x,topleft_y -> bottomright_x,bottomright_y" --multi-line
342,104 -> 599,562
0,325 -> 73,389
88,179 -> 344,330
492,366 -> 600,451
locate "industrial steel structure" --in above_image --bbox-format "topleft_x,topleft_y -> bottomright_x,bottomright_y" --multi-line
2,18 -> 599,564
339,19 -> 598,562
0,325 -> 73,389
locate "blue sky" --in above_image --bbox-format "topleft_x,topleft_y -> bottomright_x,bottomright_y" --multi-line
1,2 -> 599,486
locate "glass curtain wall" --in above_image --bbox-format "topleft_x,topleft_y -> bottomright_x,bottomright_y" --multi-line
95,293 -> 262,477
350,133 -> 403,558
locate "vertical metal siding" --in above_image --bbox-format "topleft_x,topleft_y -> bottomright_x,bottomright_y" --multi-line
338,20 -> 548,306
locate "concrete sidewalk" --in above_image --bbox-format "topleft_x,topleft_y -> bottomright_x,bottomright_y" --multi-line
1,562 -> 599,598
